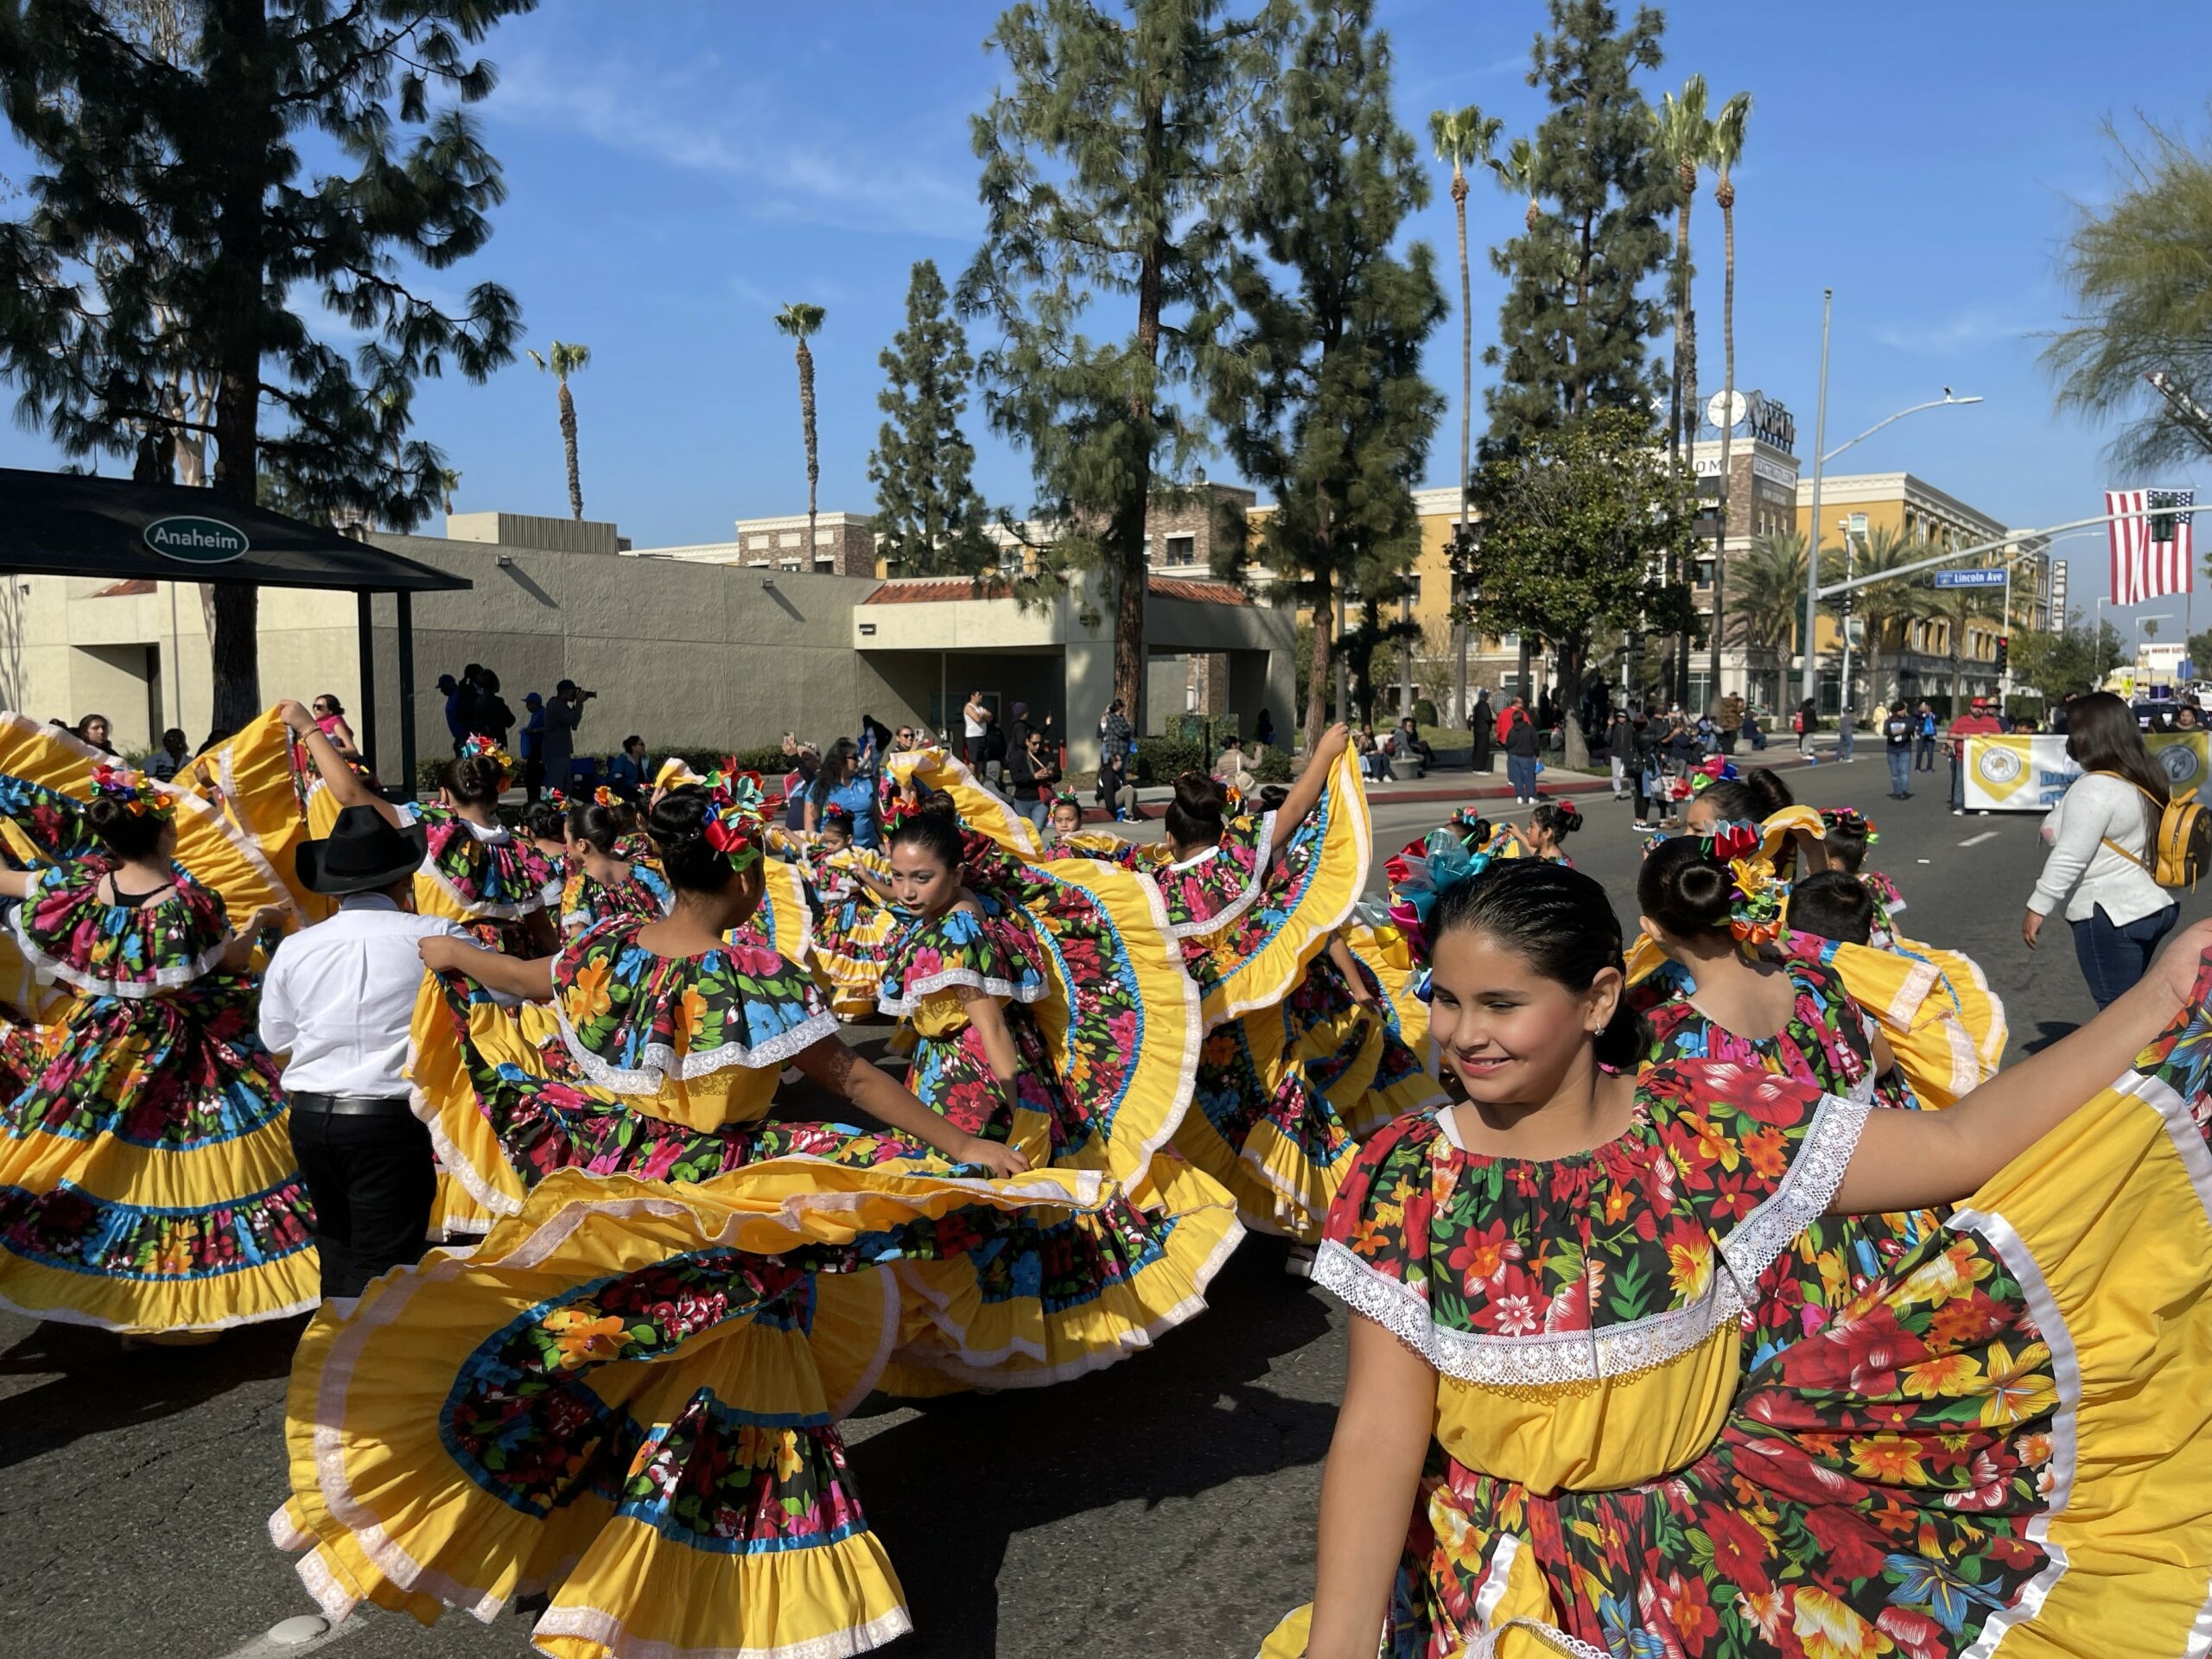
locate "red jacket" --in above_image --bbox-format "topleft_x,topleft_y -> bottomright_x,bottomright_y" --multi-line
1497,707 -> 1523,746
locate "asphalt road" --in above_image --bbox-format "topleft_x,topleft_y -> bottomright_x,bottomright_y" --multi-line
3,758 -> 2196,1659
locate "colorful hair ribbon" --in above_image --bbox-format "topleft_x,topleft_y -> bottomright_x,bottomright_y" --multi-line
1383,827 -> 1496,962
89,763 -> 175,822
696,762 -> 766,874
1820,805 -> 1879,845
457,733 -> 518,786
1697,819 -> 1762,862
1688,755 -> 1739,795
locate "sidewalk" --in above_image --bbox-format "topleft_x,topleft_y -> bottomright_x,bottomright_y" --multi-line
1088,745 -> 1829,823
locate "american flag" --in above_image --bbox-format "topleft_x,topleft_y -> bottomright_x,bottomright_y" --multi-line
2107,487 -> 2195,604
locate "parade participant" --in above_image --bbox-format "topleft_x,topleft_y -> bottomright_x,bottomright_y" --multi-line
1783,867 -> 1874,946
1047,790 -> 1087,843
2024,689 -> 2181,1007
1636,836 -> 1899,1103
519,797 -> 569,909
270,775 -> 1230,1655
1270,859 -> 2212,1659
0,765 -> 313,1332
804,803 -> 904,1019
556,789 -> 672,933
1681,766 -> 1827,879
1820,804 -> 1905,944
260,807 -> 461,1301
1517,799 -> 1580,862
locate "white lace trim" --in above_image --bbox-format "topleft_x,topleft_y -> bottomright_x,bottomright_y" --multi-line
1166,812 -> 1275,940
1314,1091 -> 1870,1387
10,910 -> 232,1001
874,966 -> 1046,1017
415,855 -> 547,923
531,1601 -> 914,1659
552,995 -> 842,1098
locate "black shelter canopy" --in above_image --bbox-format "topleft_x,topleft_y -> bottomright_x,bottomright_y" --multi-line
0,466 -> 470,789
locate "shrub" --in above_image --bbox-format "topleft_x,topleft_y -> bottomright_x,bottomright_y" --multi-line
1253,745 -> 1294,784
1413,697 -> 1439,726
1132,734 -> 1210,785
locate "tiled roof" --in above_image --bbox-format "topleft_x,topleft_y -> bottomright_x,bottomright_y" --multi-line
89,579 -> 157,597
861,575 -> 1251,606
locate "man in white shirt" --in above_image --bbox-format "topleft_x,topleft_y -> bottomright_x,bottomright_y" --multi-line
260,806 -> 462,1300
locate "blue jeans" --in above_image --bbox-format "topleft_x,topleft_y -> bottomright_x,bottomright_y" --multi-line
1886,748 -> 1910,796
2071,902 -> 2179,1010
1836,728 -> 1854,761
1915,735 -> 1936,771
1507,754 -> 1540,799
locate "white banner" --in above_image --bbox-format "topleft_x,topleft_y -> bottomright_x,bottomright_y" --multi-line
1961,732 -> 2210,811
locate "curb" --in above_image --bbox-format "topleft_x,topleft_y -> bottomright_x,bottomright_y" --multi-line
1084,751 -> 1820,823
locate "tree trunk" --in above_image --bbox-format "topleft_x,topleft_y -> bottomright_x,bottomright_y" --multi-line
1707,198 -> 1735,710
1303,575 -> 1332,752
1516,634 -> 1532,705
1452,168 -> 1471,727
1560,637 -> 1589,769
558,379 -> 582,519
204,0 -> 270,737
1675,191 -> 1697,709
1116,196 -> 1164,727
797,340 -> 819,559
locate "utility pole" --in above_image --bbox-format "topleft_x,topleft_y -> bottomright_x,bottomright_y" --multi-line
1800,289 -> 1833,707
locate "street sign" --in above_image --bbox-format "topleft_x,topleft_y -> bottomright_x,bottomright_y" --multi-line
143,515 -> 248,564
1931,568 -> 2006,588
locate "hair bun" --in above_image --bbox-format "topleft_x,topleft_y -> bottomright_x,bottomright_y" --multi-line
1637,836 -> 1738,938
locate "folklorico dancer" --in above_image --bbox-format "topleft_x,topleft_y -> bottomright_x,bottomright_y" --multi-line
554,789 -> 673,935
273,770 -> 1223,1658
984,727 -> 1428,1252
863,788 -> 1239,1385
0,737 -> 311,1334
1269,858 -> 2212,1659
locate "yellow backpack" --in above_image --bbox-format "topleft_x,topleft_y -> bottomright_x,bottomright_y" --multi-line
2093,771 -> 2211,888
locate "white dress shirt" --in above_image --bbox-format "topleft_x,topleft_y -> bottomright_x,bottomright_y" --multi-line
259,894 -> 466,1096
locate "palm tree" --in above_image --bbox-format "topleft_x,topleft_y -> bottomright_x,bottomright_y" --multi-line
527,341 -> 592,519
1651,78 -> 1712,709
1734,531 -> 1812,654
1431,104 -> 1504,725
437,467 -> 462,517
1706,91 -> 1752,709
775,302 -> 828,558
1836,526 -> 1931,710
1487,135 -> 1540,696
1926,581 -> 2003,710
1490,135 -> 1539,234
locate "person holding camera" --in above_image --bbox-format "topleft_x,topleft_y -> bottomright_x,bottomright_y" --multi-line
540,678 -> 593,797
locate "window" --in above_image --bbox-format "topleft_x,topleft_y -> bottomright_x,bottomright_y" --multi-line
779,531 -> 801,548
1166,533 -> 1195,566
813,556 -> 836,573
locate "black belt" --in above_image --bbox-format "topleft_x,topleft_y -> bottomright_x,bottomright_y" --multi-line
290,1091 -> 414,1118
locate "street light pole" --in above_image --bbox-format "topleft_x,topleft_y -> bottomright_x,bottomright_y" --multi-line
1837,518 -> 1857,707
1800,289 -> 1833,708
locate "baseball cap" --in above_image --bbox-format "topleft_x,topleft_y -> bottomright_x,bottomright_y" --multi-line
524,691 -> 543,706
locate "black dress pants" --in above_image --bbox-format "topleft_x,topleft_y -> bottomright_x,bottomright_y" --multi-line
288,1103 -> 436,1300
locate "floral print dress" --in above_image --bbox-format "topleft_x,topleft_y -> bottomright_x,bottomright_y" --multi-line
1640,957 -> 1935,1365
0,777 -> 315,1332
1264,995 -> 2212,1659
279,905 -> 1243,1659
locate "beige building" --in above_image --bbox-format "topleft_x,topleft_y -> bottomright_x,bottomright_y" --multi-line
1796,472 -> 2050,710
5,508 -> 1290,773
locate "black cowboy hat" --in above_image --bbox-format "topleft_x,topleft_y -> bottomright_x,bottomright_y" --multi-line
296,805 -> 428,896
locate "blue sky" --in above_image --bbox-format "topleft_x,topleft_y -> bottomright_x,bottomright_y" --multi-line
7,0 -> 2212,636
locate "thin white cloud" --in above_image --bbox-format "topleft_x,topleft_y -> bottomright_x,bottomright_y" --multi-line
1872,307 -> 2048,353
486,48 -> 980,240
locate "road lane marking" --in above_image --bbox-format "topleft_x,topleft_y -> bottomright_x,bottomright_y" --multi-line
1958,831 -> 1998,847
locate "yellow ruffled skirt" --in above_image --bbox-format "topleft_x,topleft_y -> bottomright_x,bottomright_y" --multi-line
275,1162 -> 1119,1658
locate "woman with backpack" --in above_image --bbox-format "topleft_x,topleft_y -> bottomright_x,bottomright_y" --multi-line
1791,696 -> 1815,757
2024,690 -> 2184,1007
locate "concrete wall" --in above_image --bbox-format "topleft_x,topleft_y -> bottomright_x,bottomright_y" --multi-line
362,534 -> 913,772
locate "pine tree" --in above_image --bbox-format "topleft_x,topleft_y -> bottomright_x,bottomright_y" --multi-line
869,260 -> 995,576
1480,0 -> 1671,456
963,0 -> 1285,721
0,0 -> 530,733
1207,0 -> 1444,744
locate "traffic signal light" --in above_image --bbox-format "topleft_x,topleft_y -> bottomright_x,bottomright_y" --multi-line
1995,634 -> 2010,675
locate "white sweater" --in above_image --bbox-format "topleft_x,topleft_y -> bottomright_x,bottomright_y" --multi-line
2028,772 -> 2174,926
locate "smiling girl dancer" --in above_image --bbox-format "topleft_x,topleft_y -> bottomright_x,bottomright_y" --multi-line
1269,858 -> 2212,1659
